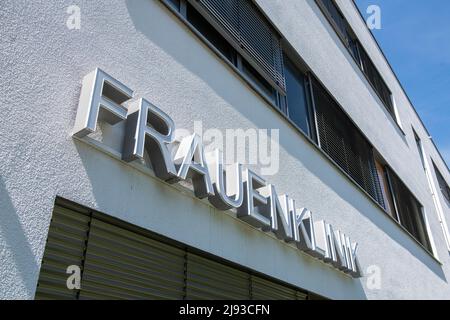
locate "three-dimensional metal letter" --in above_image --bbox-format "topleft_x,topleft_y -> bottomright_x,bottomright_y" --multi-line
237,169 -> 271,229
173,134 -> 214,199
73,68 -> 133,137
122,98 -> 177,181
292,205 -> 322,256
260,185 -> 293,241
206,149 -> 244,210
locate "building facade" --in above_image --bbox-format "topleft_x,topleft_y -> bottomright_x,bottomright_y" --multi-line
1,0 -> 450,299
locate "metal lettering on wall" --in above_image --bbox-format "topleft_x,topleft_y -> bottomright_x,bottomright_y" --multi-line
72,68 -> 362,278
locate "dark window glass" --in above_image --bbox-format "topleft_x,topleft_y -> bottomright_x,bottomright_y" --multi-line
195,0 -> 286,93
387,169 -> 433,251
433,163 -> 450,203
348,37 -> 361,63
284,57 -> 313,136
186,3 -> 237,63
358,47 -> 394,116
242,59 -> 276,102
312,78 -> 385,207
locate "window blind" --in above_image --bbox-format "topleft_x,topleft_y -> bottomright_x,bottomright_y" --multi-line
312,78 -> 385,208
191,0 -> 286,93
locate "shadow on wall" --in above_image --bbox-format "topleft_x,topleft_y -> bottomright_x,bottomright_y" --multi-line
0,177 -> 39,298
123,0 -> 445,282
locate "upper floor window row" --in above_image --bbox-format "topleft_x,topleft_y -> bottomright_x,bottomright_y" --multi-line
162,0 -> 432,253
316,0 -> 396,121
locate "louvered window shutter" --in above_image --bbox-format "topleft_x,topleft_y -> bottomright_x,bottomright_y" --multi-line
251,276 -> 307,300
186,253 -> 250,299
312,79 -> 385,208
433,163 -> 450,202
192,0 -> 286,93
34,202 -> 90,300
387,170 -> 432,251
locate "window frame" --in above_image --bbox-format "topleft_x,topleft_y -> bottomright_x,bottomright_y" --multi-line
412,129 -> 450,252
374,157 -> 398,220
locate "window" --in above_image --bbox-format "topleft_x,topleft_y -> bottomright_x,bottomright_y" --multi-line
241,59 -> 277,103
191,0 -> 286,93
311,78 -> 385,208
316,0 -> 396,120
168,0 -> 280,105
186,3 -> 237,63
358,47 -> 395,117
386,169 -> 433,252
35,199 -> 312,300
283,56 -> 316,139
412,130 -> 450,251
373,150 -> 433,252
161,0 -> 435,253
319,0 -> 347,38
433,163 -> 450,203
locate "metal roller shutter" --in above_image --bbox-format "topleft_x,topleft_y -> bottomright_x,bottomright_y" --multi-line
312,78 -> 385,208
186,253 -> 250,300
79,218 -> 185,300
35,200 -> 315,300
35,202 -> 90,300
251,276 -> 306,300
433,162 -> 450,202
192,0 -> 286,93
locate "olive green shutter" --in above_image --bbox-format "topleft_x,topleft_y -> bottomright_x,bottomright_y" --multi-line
35,203 -> 90,300
78,218 -> 185,300
186,253 -> 250,300
36,200 -> 312,300
251,276 -> 307,300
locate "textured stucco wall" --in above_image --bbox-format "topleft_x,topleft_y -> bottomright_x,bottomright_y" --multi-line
1,0 -> 450,299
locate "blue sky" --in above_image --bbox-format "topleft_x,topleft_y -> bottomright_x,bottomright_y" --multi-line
355,0 -> 450,168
